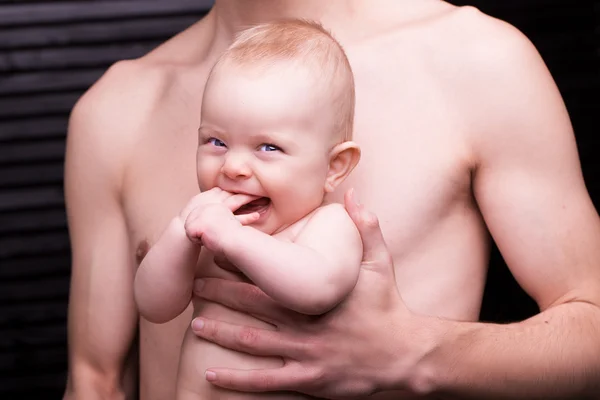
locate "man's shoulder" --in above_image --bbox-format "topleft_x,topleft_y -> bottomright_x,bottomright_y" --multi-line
71,16 -> 212,143
73,57 -> 177,132
67,59 -> 175,171
427,7 -> 566,165
357,5 -> 540,91
425,6 -> 542,86
64,59 -> 169,193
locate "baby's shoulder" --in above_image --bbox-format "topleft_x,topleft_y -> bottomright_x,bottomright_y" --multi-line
311,203 -> 349,220
276,204 -> 351,242
301,203 -> 356,237
300,203 -> 351,228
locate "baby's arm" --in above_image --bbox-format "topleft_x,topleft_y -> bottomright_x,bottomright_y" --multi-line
134,188 -> 258,323
134,216 -> 199,323
222,204 -> 363,315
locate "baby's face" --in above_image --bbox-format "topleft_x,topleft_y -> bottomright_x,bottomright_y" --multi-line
197,64 -> 337,234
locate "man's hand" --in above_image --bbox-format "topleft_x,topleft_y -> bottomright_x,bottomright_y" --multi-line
181,188 -> 259,250
190,189 -> 430,398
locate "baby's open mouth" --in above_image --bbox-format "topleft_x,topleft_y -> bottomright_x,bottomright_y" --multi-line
234,197 -> 271,215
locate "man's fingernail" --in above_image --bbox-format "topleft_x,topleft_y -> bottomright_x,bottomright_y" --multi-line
205,371 -> 217,381
192,318 -> 204,331
194,279 -> 205,292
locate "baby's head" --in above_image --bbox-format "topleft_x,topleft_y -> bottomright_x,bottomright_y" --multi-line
197,19 -> 360,234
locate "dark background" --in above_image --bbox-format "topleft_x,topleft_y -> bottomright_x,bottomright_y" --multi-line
0,0 -> 598,398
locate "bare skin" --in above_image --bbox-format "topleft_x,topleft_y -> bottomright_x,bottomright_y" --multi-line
63,1 -> 600,400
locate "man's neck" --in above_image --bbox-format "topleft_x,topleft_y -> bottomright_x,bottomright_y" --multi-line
210,0 -> 374,44
201,0 -> 449,63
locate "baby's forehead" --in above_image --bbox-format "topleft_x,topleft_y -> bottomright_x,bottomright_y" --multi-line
205,63 -> 345,142
216,58 -> 327,85
211,62 -> 338,111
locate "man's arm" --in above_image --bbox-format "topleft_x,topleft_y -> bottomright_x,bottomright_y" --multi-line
218,204 -> 362,315
187,15 -> 600,400
63,62 -> 150,399
419,16 -> 600,398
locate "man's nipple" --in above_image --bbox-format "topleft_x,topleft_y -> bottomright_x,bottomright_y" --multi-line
135,240 -> 150,266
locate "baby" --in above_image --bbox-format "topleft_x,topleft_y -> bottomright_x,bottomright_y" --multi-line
134,20 -> 362,400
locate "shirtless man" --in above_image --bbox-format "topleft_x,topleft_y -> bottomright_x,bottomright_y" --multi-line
63,1 -> 600,399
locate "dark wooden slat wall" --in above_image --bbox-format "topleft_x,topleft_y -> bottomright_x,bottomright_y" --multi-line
0,0 -> 598,397
0,1 -> 211,397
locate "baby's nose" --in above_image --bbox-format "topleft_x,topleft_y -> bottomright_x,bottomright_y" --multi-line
221,154 -> 251,180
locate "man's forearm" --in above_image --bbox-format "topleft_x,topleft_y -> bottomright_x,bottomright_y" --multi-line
64,363 -> 129,400
414,301 -> 600,399
64,383 -> 126,400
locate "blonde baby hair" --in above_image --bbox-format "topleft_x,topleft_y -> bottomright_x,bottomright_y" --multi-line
211,19 -> 355,141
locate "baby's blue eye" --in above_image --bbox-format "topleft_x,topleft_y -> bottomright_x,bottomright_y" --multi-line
259,144 -> 281,152
208,138 -> 226,147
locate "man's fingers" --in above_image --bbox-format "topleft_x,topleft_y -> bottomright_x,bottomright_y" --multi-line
344,189 -> 391,266
191,317 -> 301,358
213,255 -> 238,272
194,278 -> 291,325
205,365 -> 312,394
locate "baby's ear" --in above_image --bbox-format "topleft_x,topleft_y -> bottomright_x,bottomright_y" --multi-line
324,141 -> 361,193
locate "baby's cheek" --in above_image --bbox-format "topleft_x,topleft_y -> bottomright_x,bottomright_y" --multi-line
196,166 -> 217,190
286,189 -> 323,217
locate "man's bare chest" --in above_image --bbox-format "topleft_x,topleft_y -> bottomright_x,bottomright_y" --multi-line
123,69 -> 473,267
125,143 -> 470,271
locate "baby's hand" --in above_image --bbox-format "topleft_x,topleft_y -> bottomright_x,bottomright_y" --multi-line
181,188 -> 259,248
179,187 -> 257,222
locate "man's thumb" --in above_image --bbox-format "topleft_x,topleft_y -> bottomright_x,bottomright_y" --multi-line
344,189 -> 392,265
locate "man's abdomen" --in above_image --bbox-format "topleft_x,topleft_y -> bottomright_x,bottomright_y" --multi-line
176,299 -> 314,400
